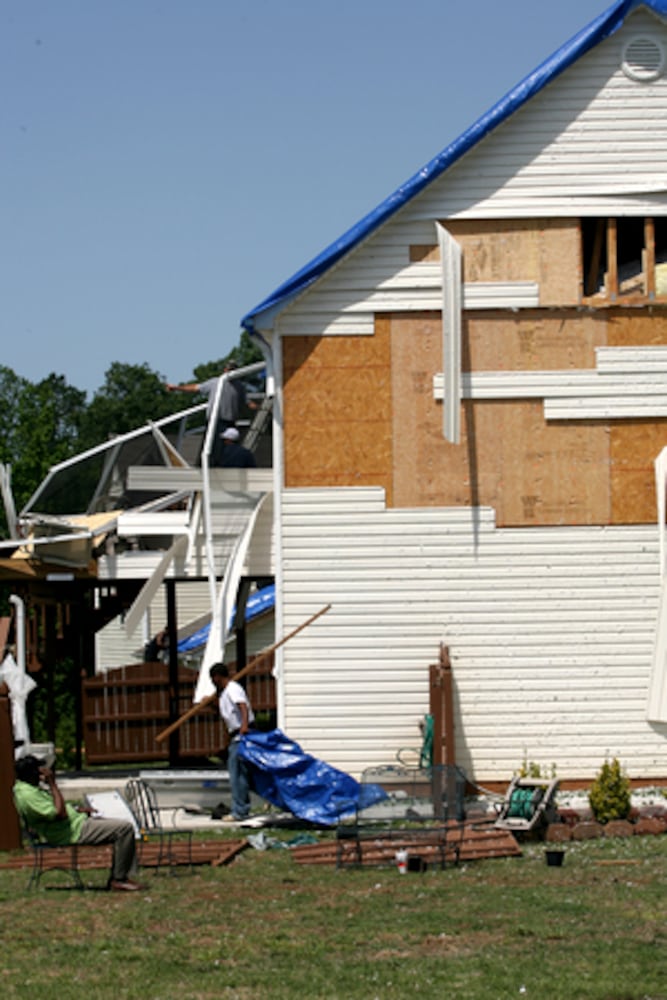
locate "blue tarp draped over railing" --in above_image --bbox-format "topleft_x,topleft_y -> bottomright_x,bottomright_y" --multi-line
238,728 -> 388,825
177,584 -> 276,653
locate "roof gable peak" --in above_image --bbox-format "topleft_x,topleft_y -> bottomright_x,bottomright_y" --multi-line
242,1 -> 667,333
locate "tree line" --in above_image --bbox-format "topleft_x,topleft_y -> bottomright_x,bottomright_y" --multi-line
0,331 -> 262,540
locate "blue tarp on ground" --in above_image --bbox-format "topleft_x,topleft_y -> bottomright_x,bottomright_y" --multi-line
239,728 -> 388,826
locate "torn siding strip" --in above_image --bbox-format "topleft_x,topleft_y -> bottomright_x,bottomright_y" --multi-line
437,224 -> 462,445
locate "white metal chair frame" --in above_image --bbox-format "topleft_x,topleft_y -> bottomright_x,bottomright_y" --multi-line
124,778 -> 193,872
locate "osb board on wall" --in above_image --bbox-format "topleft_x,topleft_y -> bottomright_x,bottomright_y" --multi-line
387,313 -> 463,510
473,401 -> 611,526
391,312 -> 610,526
282,320 -> 393,499
607,309 -> 667,346
610,421 -> 667,523
282,307 -> 667,527
391,308 -> 667,525
607,310 -> 667,523
391,348 -> 612,523
465,310 -> 607,371
415,219 -> 581,305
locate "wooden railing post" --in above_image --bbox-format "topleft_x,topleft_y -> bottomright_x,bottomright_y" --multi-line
0,683 -> 21,851
429,644 -> 457,821
429,643 -> 454,766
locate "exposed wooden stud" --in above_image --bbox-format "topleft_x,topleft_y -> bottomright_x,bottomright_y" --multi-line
607,217 -> 618,301
645,217 -> 656,300
585,218 -> 605,297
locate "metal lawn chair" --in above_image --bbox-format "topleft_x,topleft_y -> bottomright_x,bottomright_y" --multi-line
124,778 -> 193,872
18,810 -> 85,890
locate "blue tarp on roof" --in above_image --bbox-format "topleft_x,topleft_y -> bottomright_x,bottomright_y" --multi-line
177,584 -> 275,653
242,0 -> 667,333
239,728 -> 388,825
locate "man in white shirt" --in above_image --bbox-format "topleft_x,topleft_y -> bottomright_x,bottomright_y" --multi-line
209,662 -> 255,821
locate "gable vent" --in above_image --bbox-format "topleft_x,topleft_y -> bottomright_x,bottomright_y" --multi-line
622,36 -> 665,82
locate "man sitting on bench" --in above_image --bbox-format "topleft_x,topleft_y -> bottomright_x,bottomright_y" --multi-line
13,755 -> 143,892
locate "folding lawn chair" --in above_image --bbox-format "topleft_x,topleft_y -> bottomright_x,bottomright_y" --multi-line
124,778 -> 193,872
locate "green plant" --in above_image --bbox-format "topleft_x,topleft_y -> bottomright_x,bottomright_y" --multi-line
588,757 -> 632,823
517,754 -> 557,779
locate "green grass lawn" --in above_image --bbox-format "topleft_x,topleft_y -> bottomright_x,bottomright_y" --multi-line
1,831 -> 666,1000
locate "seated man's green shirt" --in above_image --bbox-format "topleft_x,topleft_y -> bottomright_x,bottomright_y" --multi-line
13,780 -> 86,845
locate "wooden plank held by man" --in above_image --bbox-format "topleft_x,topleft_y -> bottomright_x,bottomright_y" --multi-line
155,604 -> 331,745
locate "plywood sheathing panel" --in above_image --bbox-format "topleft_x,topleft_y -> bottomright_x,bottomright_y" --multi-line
391,311 -> 612,524
610,420 -> 667,523
465,310 -> 607,372
415,219 -> 582,305
607,309 -> 667,347
606,311 -> 667,523
283,299 -> 667,526
475,401 -> 612,526
282,319 -> 393,500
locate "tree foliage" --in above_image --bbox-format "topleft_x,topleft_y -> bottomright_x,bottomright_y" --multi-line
79,361 -> 182,449
192,331 -> 264,386
0,369 -> 87,518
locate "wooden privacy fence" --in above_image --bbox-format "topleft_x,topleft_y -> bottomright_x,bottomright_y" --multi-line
82,656 -> 275,764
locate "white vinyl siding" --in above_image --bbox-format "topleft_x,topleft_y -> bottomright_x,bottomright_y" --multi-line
432,346 -> 667,420
279,487 -> 663,783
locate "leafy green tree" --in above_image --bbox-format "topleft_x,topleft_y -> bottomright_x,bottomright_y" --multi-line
0,366 -> 28,537
192,331 -> 264,386
11,373 -> 87,512
0,366 -> 29,467
79,361 -> 182,449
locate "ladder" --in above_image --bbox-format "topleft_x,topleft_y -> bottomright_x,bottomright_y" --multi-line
242,395 -> 273,453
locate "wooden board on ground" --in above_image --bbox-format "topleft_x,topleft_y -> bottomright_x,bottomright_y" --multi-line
0,839 -> 249,872
291,822 -> 522,867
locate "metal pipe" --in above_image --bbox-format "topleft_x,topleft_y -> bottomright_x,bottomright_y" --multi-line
8,594 -> 25,672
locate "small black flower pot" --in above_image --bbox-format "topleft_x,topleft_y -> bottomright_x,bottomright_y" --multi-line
545,849 -> 565,867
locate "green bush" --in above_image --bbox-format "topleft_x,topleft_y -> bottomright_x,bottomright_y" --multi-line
588,757 -> 632,823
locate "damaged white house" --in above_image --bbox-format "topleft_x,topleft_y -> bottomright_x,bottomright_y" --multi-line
238,0 -> 667,783
4,0 -> 667,785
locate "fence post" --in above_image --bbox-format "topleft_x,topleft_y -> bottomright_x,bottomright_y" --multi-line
166,579 -> 180,768
429,644 -> 457,821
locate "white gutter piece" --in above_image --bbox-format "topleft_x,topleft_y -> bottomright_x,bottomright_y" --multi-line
193,491 -> 269,704
0,464 -> 18,539
9,594 -> 26,672
436,223 -> 462,445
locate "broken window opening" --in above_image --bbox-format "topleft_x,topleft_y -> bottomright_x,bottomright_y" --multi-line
582,216 -> 667,302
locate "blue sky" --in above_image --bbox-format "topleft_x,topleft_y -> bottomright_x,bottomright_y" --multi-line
1,0 -> 611,396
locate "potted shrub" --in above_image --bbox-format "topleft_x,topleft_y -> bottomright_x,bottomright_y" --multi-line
588,757 -> 631,823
